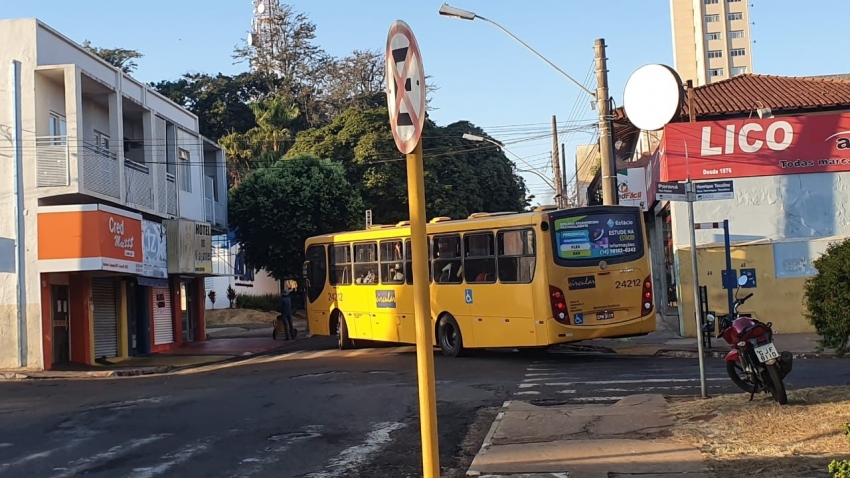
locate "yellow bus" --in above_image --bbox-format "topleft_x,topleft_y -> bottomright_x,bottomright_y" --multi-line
302,205 -> 655,357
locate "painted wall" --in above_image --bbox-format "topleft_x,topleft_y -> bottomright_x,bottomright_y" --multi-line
176,128 -> 206,222
674,238 -> 834,337
81,99 -> 109,144
0,19 -> 47,369
670,172 -> 850,247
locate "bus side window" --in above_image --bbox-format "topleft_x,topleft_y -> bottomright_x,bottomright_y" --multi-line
305,245 -> 327,302
380,240 -> 405,284
463,233 -> 496,283
404,238 -> 432,285
353,243 -> 378,284
329,244 -> 352,285
433,234 -> 463,284
498,229 -> 536,283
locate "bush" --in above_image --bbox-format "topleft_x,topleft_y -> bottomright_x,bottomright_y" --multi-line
828,422 -> 850,477
235,293 -> 279,312
803,239 -> 850,357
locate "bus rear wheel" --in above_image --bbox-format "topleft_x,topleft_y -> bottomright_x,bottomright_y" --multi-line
336,313 -> 354,350
438,314 -> 465,358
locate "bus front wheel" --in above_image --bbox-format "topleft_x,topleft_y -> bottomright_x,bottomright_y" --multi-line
438,314 -> 465,358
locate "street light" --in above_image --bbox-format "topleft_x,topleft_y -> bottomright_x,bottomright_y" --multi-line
440,4 -> 618,206
438,3 -> 594,98
462,133 -> 556,191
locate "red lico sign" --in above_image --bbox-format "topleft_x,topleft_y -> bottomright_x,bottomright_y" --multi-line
660,112 -> 850,181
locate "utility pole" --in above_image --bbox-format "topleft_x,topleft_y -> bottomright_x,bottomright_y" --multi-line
561,142 -> 567,207
594,38 -> 618,205
551,115 -> 563,208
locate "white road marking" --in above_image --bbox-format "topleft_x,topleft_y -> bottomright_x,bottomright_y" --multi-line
306,422 -> 406,478
344,349 -> 372,357
519,378 -> 727,388
0,444 -> 12,449
568,396 -> 625,402
526,368 -> 555,372
125,439 -> 214,478
514,391 -> 540,396
51,434 -> 170,478
232,425 -> 323,478
555,390 -> 576,394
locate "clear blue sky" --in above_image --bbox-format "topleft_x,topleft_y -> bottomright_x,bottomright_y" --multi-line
5,1 -> 849,203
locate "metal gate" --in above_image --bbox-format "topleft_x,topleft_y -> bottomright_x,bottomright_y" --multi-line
152,287 -> 174,345
91,278 -> 118,358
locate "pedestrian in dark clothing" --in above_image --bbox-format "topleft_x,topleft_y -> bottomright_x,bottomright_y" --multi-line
280,288 -> 294,340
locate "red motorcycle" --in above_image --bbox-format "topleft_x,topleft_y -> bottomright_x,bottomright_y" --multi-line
707,275 -> 793,405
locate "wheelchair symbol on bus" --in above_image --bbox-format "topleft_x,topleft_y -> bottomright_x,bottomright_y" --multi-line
574,313 -> 584,325
464,289 -> 473,304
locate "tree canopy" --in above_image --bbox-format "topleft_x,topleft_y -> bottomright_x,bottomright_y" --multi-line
82,40 -> 143,73
229,154 -> 363,279
287,106 -> 530,224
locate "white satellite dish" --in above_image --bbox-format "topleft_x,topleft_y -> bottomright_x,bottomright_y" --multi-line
623,64 -> 683,132
256,1 -> 265,14
247,32 -> 254,46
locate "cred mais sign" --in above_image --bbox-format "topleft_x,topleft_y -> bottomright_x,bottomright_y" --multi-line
661,112 -> 850,181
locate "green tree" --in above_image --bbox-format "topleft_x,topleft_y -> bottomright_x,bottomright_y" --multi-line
151,72 -> 272,140
82,40 -> 144,73
803,238 -> 850,357
229,154 -> 363,279
287,106 -> 529,224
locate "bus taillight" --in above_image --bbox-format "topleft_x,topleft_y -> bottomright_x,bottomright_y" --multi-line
641,276 -> 653,316
549,285 -> 569,324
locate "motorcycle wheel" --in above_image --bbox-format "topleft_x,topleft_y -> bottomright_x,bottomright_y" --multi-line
725,360 -> 756,393
766,363 -> 788,405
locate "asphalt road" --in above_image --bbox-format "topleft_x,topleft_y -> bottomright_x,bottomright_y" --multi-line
0,338 -> 847,478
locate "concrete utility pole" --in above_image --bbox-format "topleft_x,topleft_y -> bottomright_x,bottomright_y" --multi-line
551,115 -> 562,208
561,142 -> 567,206
594,38 -> 618,205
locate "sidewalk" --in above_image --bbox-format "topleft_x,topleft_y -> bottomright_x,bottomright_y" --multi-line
0,325 -> 308,381
467,395 -> 709,478
558,330 -> 835,359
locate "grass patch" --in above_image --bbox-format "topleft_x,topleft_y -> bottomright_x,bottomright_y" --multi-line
234,293 -> 280,312
669,386 -> 850,477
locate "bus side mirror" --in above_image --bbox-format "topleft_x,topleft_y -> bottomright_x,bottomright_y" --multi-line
302,261 -> 311,279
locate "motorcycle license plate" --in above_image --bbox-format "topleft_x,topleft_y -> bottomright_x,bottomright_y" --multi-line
754,343 -> 780,363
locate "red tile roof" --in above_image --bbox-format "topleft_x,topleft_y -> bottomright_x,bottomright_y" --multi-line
613,73 -> 850,124
683,73 -> 850,118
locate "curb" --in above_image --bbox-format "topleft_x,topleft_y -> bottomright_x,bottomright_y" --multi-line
0,338 -> 310,381
552,344 -> 838,360
466,400 -> 512,478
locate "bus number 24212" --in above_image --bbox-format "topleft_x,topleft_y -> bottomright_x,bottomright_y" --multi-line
328,292 -> 344,302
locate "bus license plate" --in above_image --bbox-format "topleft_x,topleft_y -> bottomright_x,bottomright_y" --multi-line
754,343 -> 779,363
596,311 -> 615,320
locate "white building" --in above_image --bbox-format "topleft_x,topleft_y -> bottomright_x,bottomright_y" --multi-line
0,18 -> 228,371
204,236 -> 280,310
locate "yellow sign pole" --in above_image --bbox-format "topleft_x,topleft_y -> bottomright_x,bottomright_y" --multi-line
406,138 -> 440,477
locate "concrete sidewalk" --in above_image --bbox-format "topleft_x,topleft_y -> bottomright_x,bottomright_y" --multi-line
558,330 -> 835,359
467,395 -> 708,478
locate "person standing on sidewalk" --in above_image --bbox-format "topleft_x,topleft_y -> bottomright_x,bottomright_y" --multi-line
280,286 -> 295,340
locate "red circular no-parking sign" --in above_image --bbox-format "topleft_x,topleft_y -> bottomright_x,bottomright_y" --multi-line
386,20 -> 427,154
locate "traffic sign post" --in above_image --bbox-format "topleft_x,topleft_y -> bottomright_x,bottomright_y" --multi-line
656,178 -> 736,399
386,20 -> 439,478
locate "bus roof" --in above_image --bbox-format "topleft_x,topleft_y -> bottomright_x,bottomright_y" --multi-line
304,204 -> 642,245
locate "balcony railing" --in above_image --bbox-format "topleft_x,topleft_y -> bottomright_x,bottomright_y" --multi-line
203,197 -> 227,229
35,136 -> 70,187
81,142 -> 120,199
124,160 -> 153,209
166,173 -> 177,216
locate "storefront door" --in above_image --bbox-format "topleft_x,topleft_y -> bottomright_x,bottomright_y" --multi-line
52,285 -> 70,364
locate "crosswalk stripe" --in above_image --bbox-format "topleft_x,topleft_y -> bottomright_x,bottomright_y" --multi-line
52,434 -> 170,478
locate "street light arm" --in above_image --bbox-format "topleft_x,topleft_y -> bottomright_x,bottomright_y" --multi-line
475,15 -> 596,99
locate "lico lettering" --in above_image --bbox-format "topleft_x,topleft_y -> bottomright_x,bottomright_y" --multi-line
700,120 -> 794,156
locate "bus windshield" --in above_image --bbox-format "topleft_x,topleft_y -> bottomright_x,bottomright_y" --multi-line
550,207 -> 644,266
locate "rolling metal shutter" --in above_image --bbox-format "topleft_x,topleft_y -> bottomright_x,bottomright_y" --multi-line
91,278 -> 118,358
152,287 -> 174,345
